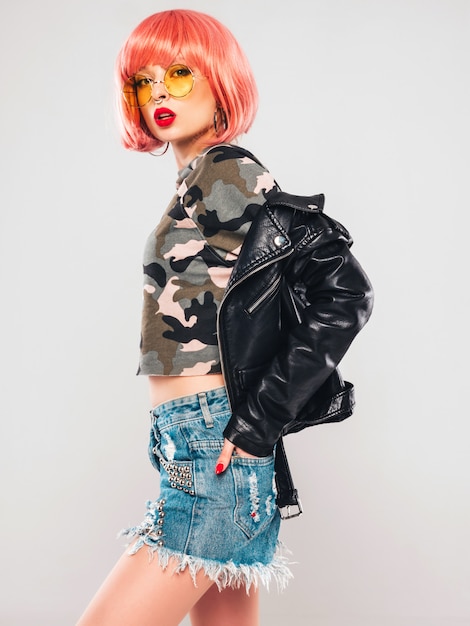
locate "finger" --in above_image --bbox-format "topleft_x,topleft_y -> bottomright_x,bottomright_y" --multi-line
215,439 -> 235,474
233,447 -> 259,459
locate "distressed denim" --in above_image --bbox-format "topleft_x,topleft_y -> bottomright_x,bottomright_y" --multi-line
120,386 -> 292,591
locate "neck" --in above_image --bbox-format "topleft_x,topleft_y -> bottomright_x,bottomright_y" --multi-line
171,125 -> 216,170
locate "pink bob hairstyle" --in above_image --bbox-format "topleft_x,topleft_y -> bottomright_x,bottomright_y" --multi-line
115,9 -> 259,152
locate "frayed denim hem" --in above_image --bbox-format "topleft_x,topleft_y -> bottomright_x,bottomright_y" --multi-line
118,524 -> 293,593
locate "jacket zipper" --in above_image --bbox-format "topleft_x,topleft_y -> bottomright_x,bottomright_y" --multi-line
245,275 -> 282,315
217,248 -> 294,412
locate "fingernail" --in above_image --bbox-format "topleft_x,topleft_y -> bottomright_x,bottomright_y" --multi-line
215,463 -> 224,475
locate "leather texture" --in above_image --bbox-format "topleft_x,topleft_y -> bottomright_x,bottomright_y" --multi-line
217,185 -> 374,507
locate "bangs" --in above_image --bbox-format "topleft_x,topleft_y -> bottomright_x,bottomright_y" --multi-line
118,11 -> 220,79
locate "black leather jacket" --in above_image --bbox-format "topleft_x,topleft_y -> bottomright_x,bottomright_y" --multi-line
217,190 -> 374,511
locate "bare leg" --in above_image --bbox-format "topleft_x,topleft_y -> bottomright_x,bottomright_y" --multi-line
189,585 -> 260,626
76,546 -> 215,626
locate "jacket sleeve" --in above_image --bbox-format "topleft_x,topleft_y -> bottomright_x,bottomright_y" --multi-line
222,223 -> 374,456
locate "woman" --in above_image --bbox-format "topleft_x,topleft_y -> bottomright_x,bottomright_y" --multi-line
77,9 -> 373,626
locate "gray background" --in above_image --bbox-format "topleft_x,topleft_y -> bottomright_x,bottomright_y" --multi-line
1,0 -> 469,624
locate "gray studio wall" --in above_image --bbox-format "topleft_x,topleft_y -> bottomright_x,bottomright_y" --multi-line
1,0 -> 469,624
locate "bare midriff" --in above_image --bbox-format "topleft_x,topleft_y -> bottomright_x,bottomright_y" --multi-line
148,373 -> 225,408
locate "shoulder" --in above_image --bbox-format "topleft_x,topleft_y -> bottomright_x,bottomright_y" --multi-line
204,144 -> 263,167
179,144 -> 278,203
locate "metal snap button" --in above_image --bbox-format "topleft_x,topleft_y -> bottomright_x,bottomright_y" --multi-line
274,234 -> 287,247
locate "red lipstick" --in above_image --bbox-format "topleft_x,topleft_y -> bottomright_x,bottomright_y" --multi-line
154,107 -> 176,127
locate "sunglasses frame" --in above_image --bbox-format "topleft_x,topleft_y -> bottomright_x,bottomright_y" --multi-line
122,64 -> 196,108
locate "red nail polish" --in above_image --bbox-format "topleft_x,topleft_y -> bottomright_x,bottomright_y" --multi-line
215,463 -> 224,475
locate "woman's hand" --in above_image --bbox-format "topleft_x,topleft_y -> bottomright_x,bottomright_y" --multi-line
215,438 -> 259,474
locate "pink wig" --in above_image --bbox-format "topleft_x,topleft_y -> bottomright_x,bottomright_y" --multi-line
115,10 -> 259,152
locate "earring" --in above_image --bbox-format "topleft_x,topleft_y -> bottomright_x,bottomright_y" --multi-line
149,142 -> 169,157
213,106 -> 228,135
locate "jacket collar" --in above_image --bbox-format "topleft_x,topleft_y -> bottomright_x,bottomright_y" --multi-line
227,192 -> 324,288
267,191 -> 325,214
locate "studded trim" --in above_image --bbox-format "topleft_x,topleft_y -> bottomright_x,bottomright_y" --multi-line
155,450 -> 195,496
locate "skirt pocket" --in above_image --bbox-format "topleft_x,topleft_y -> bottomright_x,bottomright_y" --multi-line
231,454 -> 278,539
149,418 -> 195,495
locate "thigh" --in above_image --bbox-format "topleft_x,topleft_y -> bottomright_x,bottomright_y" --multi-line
189,585 -> 260,626
76,545 -> 215,626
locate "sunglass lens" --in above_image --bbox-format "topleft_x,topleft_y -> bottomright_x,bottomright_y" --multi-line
123,75 -> 152,107
164,64 -> 194,97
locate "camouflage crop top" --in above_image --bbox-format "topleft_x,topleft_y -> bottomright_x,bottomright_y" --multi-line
138,144 -> 278,376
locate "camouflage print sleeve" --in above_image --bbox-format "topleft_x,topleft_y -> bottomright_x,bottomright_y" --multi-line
177,145 -> 278,260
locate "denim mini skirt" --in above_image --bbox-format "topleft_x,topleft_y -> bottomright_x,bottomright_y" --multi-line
120,386 -> 292,591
